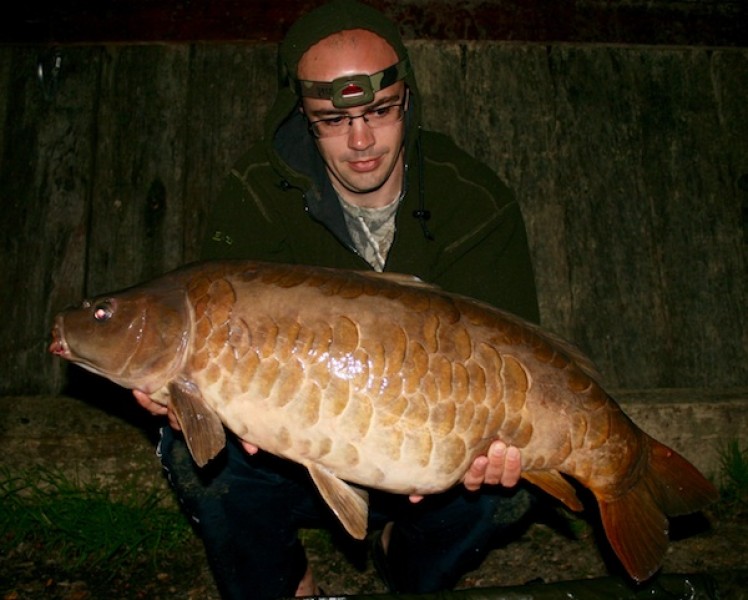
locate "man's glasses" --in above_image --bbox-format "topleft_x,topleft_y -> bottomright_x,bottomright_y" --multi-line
307,95 -> 407,139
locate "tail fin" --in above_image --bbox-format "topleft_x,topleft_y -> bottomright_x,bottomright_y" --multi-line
596,435 -> 719,582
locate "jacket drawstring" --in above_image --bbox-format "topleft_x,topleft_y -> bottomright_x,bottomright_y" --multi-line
412,133 -> 434,241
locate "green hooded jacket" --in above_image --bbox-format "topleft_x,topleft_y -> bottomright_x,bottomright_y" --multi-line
201,0 -> 540,323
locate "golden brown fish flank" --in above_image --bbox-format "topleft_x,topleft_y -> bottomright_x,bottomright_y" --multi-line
50,259 -> 718,583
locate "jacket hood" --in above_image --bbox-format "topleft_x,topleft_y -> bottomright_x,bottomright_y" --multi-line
264,0 -> 422,187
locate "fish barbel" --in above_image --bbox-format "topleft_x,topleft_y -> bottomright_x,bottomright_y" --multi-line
49,260 -> 717,582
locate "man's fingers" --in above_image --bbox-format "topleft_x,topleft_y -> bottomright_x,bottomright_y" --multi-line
482,441 -> 508,485
240,440 -> 260,455
483,442 -> 521,488
501,445 -> 522,487
132,390 -> 181,431
463,442 -> 522,491
463,455 -> 489,491
166,408 -> 181,431
132,389 -> 167,416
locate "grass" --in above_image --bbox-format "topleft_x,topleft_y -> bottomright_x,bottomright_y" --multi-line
0,466 -> 192,580
716,439 -> 748,518
1,439 -> 745,591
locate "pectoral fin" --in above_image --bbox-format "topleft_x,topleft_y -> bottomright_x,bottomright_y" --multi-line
523,470 -> 584,512
306,463 -> 369,539
169,380 -> 226,467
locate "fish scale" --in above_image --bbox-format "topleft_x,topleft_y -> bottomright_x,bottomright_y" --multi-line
49,259 -> 718,583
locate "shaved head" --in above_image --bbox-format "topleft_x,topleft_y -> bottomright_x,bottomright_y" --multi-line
298,29 -> 399,82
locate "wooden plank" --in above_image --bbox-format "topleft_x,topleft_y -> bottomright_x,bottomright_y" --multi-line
411,42 -> 747,388
86,44 -> 278,289
2,0 -> 746,47
0,48 -> 9,173
86,45 -> 191,295
0,46 -> 100,393
181,43 -> 278,261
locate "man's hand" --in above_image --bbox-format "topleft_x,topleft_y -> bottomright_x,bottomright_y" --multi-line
408,440 -> 521,504
132,390 -> 180,430
133,390 -> 261,455
463,441 -> 521,491
239,440 -> 260,455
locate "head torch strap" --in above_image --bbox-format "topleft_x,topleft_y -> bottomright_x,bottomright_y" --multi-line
296,58 -> 409,108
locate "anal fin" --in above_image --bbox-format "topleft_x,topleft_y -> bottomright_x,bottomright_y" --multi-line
169,380 -> 226,467
523,469 -> 584,512
306,463 -> 369,539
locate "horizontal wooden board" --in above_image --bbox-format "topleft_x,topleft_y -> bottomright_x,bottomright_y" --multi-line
2,0 -> 746,46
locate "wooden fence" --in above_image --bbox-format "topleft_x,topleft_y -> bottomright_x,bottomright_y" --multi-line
0,41 -> 745,396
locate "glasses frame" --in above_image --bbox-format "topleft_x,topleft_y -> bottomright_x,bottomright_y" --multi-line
306,90 -> 409,139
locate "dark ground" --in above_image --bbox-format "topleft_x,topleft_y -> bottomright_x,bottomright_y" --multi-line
2,497 -> 747,600
3,391 -> 746,598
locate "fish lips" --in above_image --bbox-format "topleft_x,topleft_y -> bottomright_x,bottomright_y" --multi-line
48,317 -> 71,359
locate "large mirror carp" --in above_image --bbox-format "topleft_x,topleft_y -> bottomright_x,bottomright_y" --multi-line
49,260 -> 718,582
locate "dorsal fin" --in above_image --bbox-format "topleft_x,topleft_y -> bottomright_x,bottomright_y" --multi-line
358,271 -> 440,291
365,269 -> 600,380
527,322 -> 604,382
492,308 -> 604,383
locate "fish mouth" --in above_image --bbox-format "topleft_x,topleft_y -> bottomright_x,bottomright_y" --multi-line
48,320 -> 70,358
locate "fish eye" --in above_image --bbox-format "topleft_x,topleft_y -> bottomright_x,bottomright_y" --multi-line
93,302 -> 113,321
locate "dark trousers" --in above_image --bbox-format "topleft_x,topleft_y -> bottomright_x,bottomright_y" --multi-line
158,426 -> 534,600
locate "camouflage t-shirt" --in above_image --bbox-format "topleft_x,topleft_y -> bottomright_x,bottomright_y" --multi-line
339,194 -> 402,272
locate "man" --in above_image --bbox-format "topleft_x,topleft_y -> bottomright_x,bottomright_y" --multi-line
136,1 -> 540,597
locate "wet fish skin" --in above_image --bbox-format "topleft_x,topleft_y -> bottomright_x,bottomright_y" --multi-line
49,260 -> 718,583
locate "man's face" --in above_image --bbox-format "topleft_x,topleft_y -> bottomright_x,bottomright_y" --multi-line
298,30 -> 406,205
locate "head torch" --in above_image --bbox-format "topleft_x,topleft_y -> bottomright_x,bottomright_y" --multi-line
296,58 -> 409,108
